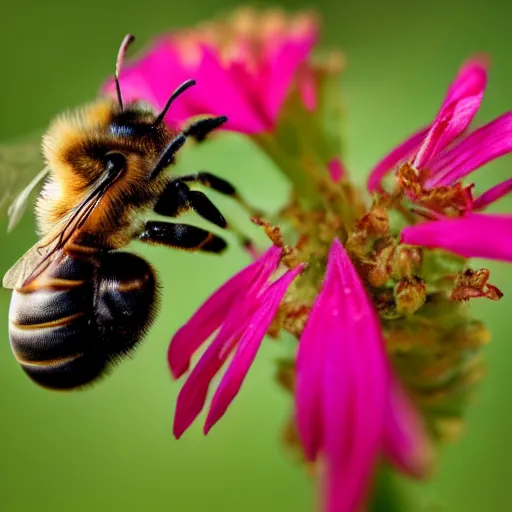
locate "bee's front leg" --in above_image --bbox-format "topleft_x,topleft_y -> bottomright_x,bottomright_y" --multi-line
183,116 -> 227,142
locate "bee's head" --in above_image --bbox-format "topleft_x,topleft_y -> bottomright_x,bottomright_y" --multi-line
42,34 -> 196,200
41,99 -> 175,195
36,35 -> 198,237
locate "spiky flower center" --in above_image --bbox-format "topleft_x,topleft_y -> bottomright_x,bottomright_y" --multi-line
263,163 -> 499,447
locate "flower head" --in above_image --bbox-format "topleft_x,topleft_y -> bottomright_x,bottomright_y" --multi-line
368,59 -> 512,262
114,11 -> 511,511
102,9 -> 319,134
162,46 -> 507,510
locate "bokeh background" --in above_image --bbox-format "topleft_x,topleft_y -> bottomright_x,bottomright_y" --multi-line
1,0 -> 511,510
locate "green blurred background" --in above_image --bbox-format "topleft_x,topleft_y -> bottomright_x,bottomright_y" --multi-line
1,0 -> 512,510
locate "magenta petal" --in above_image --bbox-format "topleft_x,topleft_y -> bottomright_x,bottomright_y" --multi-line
320,285 -> 352,512
426,113 -> 512,187
367,127 -> 430,193
204,265 -> 304,434
327,158 -> 345,183
473,177 -> 512,210
414,60 -> 487,170
383,381 -> 433,478
194,45 -> 269,133
298,240 -> 389,512
323,240 -> 388,512
173,324 -> 243,439
212,246 -> 282,345
440,58 -> 488,110
171,247 -> 282,438
401,213 -> 512,261
168,246 -> 281,378
262,24 -> 318,122
414,95 -> 483,169
297,63 -> 317,112
295,256 -> 339,460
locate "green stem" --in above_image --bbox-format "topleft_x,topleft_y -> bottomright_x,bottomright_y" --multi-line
369,467 -> 407,512
252,133 -> 324,211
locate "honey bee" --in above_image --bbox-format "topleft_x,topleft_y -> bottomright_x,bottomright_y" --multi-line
2,35 -> 243,390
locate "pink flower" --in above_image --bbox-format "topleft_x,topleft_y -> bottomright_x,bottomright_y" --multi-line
170,239 -> 431,511
368,58 -> 512,261
296,239 -> 429,512
327,158 -> 345,182
169,246 -> 304,437
102,9 -> 319,134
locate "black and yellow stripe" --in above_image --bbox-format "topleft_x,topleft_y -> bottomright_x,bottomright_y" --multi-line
8,251 -> 158,390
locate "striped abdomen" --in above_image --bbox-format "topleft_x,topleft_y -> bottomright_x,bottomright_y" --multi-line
8,251 -> 157,390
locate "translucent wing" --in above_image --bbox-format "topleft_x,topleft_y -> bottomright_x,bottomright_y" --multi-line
3,153 -> 119,290
0,135 -> 48,231
2,236 -> 61,290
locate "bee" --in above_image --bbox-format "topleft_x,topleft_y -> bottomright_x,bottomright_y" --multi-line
2,35 -> 244,390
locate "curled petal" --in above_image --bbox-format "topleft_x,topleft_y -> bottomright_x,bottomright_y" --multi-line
367,127 -> 430,193
426,113 -> 512,187
414,59 -> 487,169
401,213 -> 512,261
440,57 -> 488,110
204,265 -> 304,433
414,95 -> 483,169
473,177 -> 512,210
383,382 -> 434,478
168,246 -> 281,378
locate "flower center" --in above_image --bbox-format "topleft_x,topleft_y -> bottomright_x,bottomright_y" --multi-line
396,162 -> 474,216
257,170 -> 499,446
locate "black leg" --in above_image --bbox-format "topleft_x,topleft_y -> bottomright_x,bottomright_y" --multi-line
149,116 -> 227,180
177,172 -> 261,216
149,134 -> 186,180
183,116 -> 227,142
139,221 -> 227,253
178,172 -> 236,196
154,180 -> 227,228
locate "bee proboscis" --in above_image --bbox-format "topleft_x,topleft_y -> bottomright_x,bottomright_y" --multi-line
2,34 -> 245,390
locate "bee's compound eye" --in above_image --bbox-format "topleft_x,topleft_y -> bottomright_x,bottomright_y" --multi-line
104,152 -> 127,174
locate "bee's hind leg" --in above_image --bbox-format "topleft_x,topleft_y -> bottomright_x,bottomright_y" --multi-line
138,221 -> 227,254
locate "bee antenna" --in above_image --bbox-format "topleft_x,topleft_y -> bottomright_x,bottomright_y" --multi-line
115,34 -> 135,111
153,79 -> 197,126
